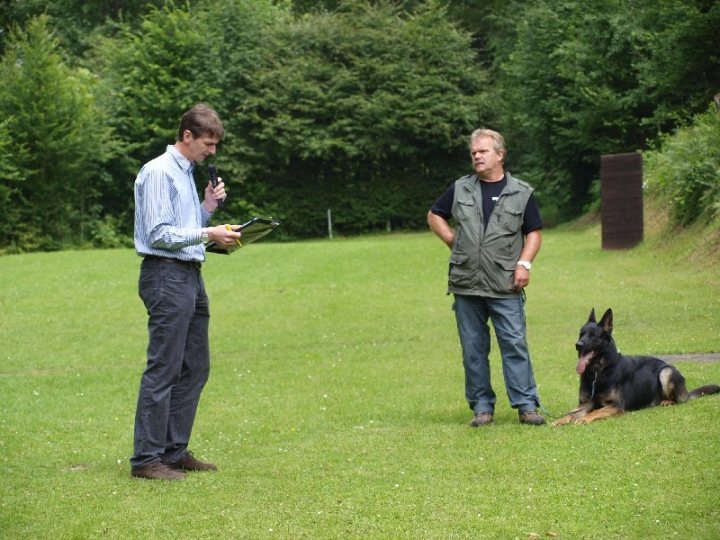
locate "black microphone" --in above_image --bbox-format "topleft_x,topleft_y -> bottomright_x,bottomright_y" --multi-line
208,165 -> 223,207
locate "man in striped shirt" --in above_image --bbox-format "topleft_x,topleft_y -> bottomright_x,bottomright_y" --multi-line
131,104 -> 242,480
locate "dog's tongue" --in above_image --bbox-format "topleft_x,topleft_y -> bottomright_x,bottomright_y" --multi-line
576,353 -> 593,374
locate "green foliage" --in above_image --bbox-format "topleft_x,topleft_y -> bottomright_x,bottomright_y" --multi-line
644,104 -> 720,226
232,0 -> 486,237
633,0 -> 720,129
91,0 -> 284,237
1,227 -> 720,538
0,120 -> 24,245
91,214 -> 135,249
0,0 -> 167,57
91,0 -> 486,239
0,16 -> 117,253
493,0 -> 720,220
197,0 -> 288,220
2,0 -> 719,250
95,2 -> 223,164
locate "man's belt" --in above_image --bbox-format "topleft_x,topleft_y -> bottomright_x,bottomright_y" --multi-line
143,255 -> 202,269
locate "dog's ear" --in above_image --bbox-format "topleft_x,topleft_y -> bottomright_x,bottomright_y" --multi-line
599,308 -> 613,334
588,308 -> 596,323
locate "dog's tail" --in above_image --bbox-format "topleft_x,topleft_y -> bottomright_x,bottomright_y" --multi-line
688,384 -> 720,399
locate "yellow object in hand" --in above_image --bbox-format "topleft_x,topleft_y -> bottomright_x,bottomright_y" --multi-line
226,224 -> 242,246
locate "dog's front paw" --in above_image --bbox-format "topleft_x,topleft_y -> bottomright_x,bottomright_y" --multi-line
575,416 -> 592,424
551,416 -> 573,426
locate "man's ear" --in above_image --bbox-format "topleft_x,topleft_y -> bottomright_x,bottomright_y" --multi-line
181,129 -> 194,143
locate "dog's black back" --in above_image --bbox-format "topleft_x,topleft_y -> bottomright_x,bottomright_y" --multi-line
553,308 -> 720,425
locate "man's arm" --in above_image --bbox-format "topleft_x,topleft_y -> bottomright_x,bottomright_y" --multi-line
427,210 -> 454,249
512,229 -> 542,290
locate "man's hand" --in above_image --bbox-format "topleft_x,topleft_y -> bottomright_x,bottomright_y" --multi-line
203,178 -> 227,212
207,224 -> 242,248
510,265 -> 530,291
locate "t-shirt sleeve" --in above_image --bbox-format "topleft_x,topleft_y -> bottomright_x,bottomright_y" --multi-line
522,193 -> 543,235
430,184 -> 455,221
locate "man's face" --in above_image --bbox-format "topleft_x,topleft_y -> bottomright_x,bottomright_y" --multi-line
182,130 -> 220,163
470,136 -> 504,179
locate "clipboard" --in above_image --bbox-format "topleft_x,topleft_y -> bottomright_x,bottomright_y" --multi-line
206,217 -> 281,254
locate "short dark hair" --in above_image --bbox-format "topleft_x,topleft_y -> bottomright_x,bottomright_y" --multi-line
177,104 -> 224,141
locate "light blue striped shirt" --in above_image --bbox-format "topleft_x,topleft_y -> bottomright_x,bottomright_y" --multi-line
134,145 -> 212,262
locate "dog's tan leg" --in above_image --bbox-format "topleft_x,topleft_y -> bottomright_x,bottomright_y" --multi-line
552,415 -> 574,426
575,406 -> 622,424
659,399 -> 677,406
552,405 -> 591,426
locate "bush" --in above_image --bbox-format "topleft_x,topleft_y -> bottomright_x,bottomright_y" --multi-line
644,104 -> 720,226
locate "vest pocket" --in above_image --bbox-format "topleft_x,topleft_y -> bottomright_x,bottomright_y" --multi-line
455,198 -> 476,222
497,207 -> 523,233
486,256 -> 517,291
448,253 -> 471,286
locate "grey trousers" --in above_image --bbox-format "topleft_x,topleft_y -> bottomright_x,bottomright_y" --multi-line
130,258 -> 210,469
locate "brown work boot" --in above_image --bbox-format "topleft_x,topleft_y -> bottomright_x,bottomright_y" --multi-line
167,451 -> 217,472
519,410 -> 547,425
131,460 -> 186,480
469,412 -> 494,427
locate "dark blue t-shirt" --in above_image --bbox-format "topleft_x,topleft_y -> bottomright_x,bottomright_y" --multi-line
430,175 -> 543,234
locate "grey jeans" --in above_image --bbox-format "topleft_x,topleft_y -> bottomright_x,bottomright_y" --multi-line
130,258 -> 210,468
453,294 -> 540,415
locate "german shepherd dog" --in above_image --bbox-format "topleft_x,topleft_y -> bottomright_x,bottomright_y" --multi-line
553,308 -> 720,425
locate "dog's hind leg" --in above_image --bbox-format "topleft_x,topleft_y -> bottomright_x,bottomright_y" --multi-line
658,366 -> 689,406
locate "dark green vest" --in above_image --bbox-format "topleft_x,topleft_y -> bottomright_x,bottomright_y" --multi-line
448,172 -> 533,298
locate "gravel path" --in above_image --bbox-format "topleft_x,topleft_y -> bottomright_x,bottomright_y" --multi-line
657,353 -> 720,363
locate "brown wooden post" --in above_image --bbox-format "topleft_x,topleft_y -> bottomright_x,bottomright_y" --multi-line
600,153 -> 643,250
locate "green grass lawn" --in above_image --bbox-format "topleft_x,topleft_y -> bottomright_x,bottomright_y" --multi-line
1,223 -> 719,539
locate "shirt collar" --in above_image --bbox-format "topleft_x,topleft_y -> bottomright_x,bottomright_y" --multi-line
166,144 -> 195,174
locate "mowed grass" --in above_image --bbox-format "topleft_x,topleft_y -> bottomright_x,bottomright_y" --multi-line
1,222 -> 719,539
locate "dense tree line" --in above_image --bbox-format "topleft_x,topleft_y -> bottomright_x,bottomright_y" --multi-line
0,0 -> 718,253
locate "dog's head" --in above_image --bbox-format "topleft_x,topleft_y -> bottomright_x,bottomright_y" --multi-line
575,308 -> 614,375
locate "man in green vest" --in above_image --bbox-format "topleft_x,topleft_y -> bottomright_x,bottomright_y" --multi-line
427,129 -> 546,426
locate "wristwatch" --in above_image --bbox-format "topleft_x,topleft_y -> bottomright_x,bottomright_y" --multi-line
201,228 -> 209,244
517,260 -> 532,270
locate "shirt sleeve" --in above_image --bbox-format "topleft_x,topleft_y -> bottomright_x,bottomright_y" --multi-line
521,193 -> 543,235
429,183 -> 455,220
200,206 -> 213,227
